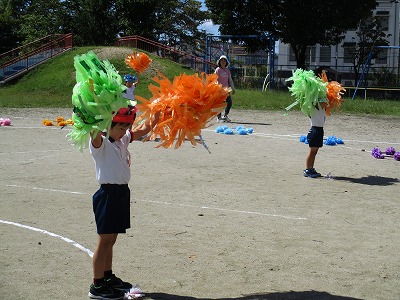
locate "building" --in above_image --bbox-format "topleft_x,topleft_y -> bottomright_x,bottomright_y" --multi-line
276,0 -> 400,87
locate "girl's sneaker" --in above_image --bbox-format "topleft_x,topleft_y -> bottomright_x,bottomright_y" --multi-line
104,274 -> 133,291
303,168 -> 320,178
224,115 -> 231,122
126,285 -> 145,299
88,283 -> 124,299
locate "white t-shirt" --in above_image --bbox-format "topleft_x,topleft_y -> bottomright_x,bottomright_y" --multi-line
310,106 -> 326,127
90,131 -> 132,184
122,86 -> 135,100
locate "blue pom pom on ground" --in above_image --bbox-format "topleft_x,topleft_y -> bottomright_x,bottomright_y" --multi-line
215,125 -> 254,135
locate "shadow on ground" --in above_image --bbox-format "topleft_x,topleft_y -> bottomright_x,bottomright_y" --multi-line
332,175 -> 399,186
229,121 -> 272,126
145,291 -> 363,300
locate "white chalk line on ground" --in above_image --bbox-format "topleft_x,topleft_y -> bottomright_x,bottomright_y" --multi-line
143,199 -> 306,220
5,184 -> 85,195
2,184 -> 306,220
0,219 -> 94,257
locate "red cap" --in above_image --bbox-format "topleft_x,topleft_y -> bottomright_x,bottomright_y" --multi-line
112,106 -> 138,123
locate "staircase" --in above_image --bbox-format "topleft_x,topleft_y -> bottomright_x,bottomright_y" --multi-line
116,35 -> 216,74
0,34 -> 73,83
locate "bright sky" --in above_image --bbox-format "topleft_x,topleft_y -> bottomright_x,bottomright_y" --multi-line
197,0 -> 220,35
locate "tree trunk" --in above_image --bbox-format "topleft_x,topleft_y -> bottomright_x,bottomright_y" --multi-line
292,45 -> 307,69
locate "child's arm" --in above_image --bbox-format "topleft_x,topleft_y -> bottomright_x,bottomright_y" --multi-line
90,130 -> 102,148
130,111 -> 160,141
134,74 -> 140,87
229,74 -> 235,95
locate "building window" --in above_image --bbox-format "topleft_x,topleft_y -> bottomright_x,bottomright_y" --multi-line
375,11 -> 389,31
289,46 -> 316,63
320,46 -> 331,63
343,43 -> 356,63
375,48 -> 388,64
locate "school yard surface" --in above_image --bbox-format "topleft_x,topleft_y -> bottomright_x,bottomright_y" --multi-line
0,108 -> 399,300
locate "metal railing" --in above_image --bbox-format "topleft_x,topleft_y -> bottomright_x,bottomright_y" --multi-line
116,35 -> 216,74
0,33 -> 73,83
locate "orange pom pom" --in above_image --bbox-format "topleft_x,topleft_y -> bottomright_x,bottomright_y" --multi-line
42,119 -> 53,126
125,52 -> 152,74
55,116 -> 64,123
136,72 -> 228,149
318,70 -> 345,116
325,81 -> 346,116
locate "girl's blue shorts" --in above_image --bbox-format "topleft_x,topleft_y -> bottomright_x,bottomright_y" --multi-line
92,184 -> 131,234
307,126 -> 324,148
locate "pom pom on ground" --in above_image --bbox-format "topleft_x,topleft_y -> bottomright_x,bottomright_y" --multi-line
324,135 -> 338,145
223,128 -> 234,135
215,125 -> 254,135
0,118 -> 11,126
372,147 -> 385,159
215,125 -> 228,133
386,147 -> 396,155
394,152 -> 400,161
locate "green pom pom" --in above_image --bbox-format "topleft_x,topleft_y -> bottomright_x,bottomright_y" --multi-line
285,69 -> 327,116
68,51 -> 130,151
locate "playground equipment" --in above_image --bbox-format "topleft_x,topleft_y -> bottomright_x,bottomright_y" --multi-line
352,45 -> 400,99
205,34 -> 276,89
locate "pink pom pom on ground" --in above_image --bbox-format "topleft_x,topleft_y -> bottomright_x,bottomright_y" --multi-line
2,118 -> 11,126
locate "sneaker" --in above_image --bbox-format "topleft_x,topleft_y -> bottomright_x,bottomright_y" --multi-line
310,168 -> 322,177
303,168 -> 318,178
105,274 -> 133,291
224,115 -> 231,122
217,116 -> 226,123
88,283 -> 124,299
126,286 -> 145,299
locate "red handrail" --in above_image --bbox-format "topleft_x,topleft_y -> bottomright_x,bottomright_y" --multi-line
0,33 -> 73,82
116,35 -> 216,73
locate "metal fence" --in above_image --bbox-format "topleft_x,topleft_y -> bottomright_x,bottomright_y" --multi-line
0,34 -> 73,83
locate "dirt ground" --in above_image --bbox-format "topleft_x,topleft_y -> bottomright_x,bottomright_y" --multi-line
0,108 -> 399,300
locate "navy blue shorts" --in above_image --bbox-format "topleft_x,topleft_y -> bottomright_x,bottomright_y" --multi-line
92,184 -> 131,234
307,126 -> 324,148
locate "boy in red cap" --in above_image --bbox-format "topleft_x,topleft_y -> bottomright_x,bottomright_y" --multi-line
88,106 -> 158,299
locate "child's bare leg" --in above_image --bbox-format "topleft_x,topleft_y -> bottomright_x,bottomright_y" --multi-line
306,147 -> 319,169
92,233 -> 118,279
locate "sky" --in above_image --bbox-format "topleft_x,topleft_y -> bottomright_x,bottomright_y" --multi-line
197,0 -> 220,36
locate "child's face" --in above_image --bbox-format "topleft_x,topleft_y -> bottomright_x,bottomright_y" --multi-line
125,81 -> 133,87
110,123 -> 131,141
220,59 -> 227,67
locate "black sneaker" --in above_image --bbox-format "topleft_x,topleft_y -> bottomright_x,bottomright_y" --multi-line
310,168 -> 322,177
88,283 -> 124,299
304,168 -> 318,178
105,274 -> 133,291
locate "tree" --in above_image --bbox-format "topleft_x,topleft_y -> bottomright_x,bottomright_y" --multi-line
346,16 -> 390,83
18,0 -> 65,44
67,0 -> 118,46
0,0 -> 27,53
205,0 -> 379,69
116,0 -> 208,51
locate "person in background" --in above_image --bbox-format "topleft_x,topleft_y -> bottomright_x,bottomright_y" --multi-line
122,74 -> 139,101
215,55 -> 235,122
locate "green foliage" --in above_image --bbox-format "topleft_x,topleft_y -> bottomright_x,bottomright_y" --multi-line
0,46 -> 399,117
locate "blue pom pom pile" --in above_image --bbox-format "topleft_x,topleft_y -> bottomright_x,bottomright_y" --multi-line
215,125 -> 254,135
299,134 -> 344,145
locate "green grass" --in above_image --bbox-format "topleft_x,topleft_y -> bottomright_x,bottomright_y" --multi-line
1,46 -> 399,116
